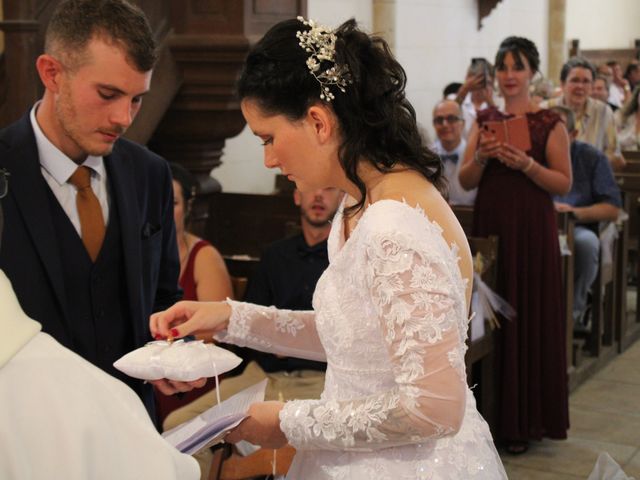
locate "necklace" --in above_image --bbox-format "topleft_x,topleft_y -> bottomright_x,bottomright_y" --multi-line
179,233 -> 191,269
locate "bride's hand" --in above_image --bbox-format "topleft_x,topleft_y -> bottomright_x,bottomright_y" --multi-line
225,401 -> 287,449
149,300 -> 232,340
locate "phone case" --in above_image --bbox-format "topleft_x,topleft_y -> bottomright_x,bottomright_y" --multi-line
482,115 -> 531,152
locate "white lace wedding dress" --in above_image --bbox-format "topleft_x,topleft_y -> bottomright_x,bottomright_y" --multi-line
217,200 -> 506,479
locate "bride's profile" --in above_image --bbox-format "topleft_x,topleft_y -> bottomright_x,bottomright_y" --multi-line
151,16 -> 507,479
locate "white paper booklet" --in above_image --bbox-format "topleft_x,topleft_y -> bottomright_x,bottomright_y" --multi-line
162,379 -> 267,455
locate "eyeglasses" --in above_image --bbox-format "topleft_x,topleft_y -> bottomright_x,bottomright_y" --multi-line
433,115 -> 462,126
0,169 -> 9,199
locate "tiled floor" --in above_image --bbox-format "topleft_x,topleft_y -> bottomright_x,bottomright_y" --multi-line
499,340 -> 640,479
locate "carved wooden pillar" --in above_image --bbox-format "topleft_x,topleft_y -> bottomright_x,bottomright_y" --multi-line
151,0 -> 306,236
0,0 -> 41,126
477,0 -> 502,30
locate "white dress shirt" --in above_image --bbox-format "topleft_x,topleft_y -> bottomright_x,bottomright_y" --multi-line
432,138 -> 477,206
30,104 -> 110,235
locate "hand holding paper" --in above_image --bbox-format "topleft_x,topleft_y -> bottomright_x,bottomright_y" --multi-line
163,379 -> 269,455
225,401 -> 288,449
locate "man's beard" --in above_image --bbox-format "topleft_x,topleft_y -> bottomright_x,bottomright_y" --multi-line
56,86 -> 116,158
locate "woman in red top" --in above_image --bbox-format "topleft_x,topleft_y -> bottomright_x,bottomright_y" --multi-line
170,163 -> 233,302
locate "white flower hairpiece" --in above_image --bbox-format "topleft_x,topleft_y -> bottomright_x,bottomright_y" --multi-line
296,16 -> 352,102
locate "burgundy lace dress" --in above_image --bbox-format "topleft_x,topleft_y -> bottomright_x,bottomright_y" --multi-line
473,107 -> 569,442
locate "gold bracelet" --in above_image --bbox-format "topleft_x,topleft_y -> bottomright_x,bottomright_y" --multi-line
522,156 -> 534,173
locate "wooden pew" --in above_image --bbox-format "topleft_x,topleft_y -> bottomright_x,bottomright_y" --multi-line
613,168 -> 640,351
556,212 -> 577,370
466,235 -> 499,437
206,192 -> 299,259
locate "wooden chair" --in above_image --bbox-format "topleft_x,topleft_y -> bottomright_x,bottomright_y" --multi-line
580,222 -> 619,357
230,276 -> 248,302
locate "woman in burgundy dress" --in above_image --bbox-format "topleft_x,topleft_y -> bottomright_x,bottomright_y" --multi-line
459,37 -> 572,453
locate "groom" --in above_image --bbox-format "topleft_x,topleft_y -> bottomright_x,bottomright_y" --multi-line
0,0 -> 188,418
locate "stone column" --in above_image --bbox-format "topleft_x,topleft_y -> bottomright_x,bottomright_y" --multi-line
547,0 -> 566,84
373,0 -> 396,53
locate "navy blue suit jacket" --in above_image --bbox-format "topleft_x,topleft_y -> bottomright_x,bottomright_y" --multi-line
0,112 -> 181,415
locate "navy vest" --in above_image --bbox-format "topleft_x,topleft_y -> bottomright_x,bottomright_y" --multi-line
45,184 -> 139,394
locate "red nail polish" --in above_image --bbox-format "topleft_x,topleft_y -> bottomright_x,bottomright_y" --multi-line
154,334 -> 164,340
170,328 -> 179,338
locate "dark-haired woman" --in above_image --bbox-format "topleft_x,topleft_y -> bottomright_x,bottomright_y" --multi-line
169,163 -> 233,304
151,17 -> 506,478
459,37 -> 572,453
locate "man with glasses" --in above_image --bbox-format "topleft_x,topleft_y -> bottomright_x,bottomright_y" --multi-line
431,99 -> 476,205
544,57 -> 624,169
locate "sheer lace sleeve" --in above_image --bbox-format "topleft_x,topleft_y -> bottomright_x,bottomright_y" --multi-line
279,230 -> 467,451
214,300 -> 326,362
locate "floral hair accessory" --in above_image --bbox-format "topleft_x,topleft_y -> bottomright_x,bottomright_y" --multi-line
296,16 -> 352,102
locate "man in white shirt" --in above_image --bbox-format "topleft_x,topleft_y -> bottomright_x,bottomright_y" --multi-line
431,99 -> 476,206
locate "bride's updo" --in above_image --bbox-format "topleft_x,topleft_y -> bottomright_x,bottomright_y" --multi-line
237,18 -> 444,213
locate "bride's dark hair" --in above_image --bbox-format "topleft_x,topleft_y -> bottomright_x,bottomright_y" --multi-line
237,18 -> 444,214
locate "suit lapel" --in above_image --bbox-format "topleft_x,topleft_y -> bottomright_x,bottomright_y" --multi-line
1,115 -> 71,324
104,149 -> 145,340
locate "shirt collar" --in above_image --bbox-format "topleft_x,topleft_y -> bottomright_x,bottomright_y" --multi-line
30,102 -> 105,186
434,139 -> 466,156
296,235 -> 328,259
462,92 -> 488,111
559,95 -> 592,120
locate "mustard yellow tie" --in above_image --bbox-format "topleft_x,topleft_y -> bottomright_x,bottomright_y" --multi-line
68,166 -> 105,262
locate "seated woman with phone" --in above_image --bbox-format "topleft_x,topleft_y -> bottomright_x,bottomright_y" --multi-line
458,36 -> 572,455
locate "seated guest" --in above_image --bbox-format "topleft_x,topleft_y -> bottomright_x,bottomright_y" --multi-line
153,163 -> 234,424
545,57 -> 625,169
615,84 -> 640,151
163,186 -> 342,478
625,61 -> 640,91
431,99 -> 476,205
0,201 -> 199,480
592,75 -> 619,112
531,78 -> 556,106
443,82 -> 463,100
170,163 -> 232,303
607,60 -> 631,109
551,106 -> 622,330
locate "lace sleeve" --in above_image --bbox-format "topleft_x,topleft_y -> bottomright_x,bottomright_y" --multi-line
214,300 -> 326,362
279,231 -> 467,451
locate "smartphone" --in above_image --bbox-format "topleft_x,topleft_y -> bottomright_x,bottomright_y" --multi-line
470,58 -> 488,88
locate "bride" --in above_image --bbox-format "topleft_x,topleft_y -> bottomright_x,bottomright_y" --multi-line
151,17 -> 506,479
